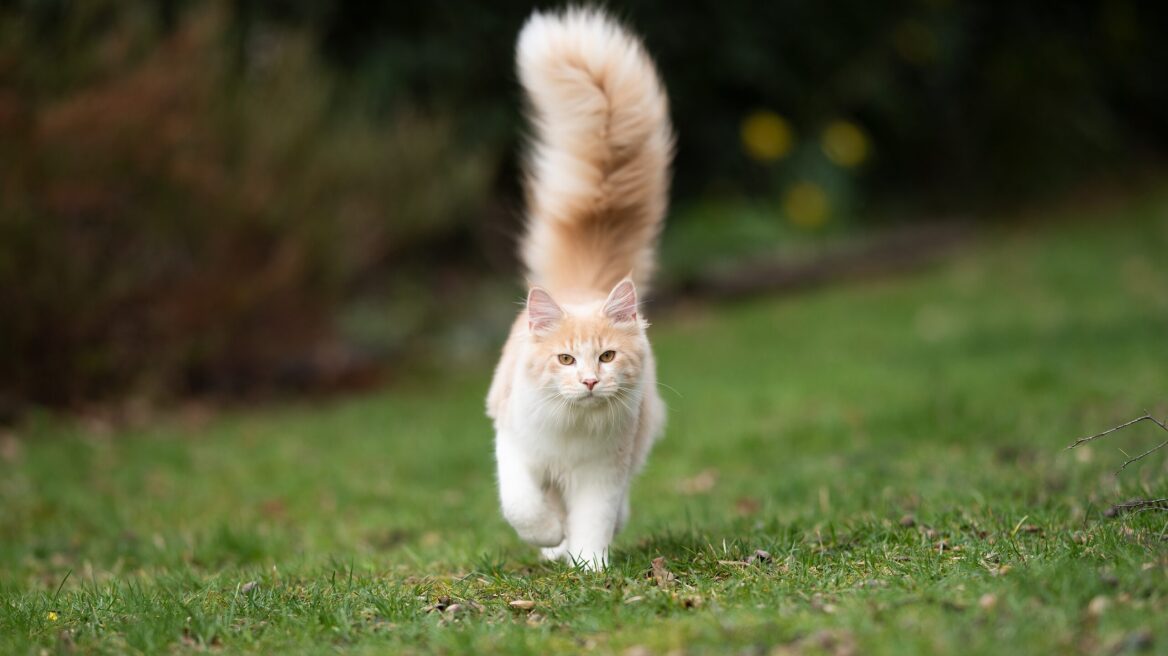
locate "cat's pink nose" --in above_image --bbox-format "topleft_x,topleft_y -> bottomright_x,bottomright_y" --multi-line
582,378 -> 598,391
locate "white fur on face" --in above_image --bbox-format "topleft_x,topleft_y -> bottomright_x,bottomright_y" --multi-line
524,297 -> 646,407
542,337 -> 629,403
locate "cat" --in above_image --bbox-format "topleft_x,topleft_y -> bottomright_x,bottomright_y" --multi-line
486,7 -> 674,571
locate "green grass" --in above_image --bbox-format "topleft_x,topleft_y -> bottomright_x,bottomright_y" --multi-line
3,194 -> 1168,654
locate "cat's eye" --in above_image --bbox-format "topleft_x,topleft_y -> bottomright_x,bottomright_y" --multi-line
557,354 -> 576,365
599,350 -> 616,363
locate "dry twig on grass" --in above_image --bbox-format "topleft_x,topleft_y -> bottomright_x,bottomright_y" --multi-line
1104,498 -> 1168,517
1067,411 -> 1168,474
1069,410 -> 1168,518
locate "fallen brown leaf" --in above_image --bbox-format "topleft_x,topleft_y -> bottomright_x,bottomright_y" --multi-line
677,469 -> 717,495
810,593 -> 838,614
259,498 -> 286,519
651,556 -> 675,588
1087,595 -> 1109,618
746,549 -> 772,565
735,496 -> 761,515
424,596 -> 453,613
809,629 -> 856,656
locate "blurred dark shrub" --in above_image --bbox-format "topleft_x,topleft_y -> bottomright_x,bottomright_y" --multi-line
0,3 -> 492,411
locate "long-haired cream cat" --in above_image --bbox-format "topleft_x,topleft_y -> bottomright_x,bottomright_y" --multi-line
486,8 -> 673,570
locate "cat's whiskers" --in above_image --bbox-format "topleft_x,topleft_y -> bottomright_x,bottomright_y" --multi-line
612,393 -> 634,416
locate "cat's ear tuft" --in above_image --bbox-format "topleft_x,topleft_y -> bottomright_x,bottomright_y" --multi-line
603,279 -> 638,323
527,287 -> 564,334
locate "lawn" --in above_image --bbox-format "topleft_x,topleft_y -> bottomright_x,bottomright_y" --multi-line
2,193 -> 1167,654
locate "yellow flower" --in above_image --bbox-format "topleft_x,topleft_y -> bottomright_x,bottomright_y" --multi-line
47,611 -> 59,621
783,182 -> 829,229
821,120 -> 870,168
741,110 -> 794,162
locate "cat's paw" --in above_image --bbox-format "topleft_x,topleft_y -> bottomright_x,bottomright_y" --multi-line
540,541 -> 569,562
509,513 -> 564,547
501,495 -> 565,547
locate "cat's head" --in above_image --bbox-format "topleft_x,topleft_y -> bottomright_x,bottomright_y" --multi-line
523,279 -> 647,404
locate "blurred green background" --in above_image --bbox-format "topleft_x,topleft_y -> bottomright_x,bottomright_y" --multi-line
2,0 -> 1165,416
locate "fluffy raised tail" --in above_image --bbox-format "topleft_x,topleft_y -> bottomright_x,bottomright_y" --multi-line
516,8 -> 674,297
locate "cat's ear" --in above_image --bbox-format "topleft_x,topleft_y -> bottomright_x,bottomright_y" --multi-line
603,278 -> 638,323
527,287 -> 564,334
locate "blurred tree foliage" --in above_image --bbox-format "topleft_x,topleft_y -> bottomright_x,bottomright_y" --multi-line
1,0 -> 1164,411
266,0 -> 1165,202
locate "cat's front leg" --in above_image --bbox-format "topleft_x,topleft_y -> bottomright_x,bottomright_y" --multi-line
496,433 -> 564,547
564,469 -> 628,571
